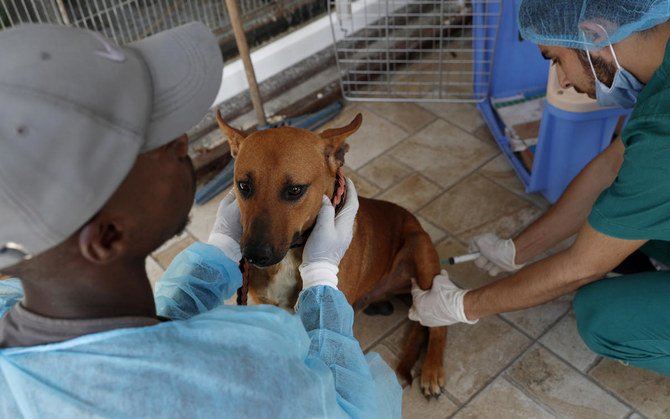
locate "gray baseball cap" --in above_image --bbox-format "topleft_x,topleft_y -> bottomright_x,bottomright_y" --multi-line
0,22 -> 223,270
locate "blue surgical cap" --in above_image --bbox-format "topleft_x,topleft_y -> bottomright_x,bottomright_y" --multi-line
519,0 -> 670,49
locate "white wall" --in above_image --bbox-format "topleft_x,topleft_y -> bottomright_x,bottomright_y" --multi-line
212,0 -> 409,106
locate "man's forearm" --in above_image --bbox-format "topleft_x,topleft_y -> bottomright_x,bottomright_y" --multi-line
463,248 -> 597,319
464,222 -> 646,320
514,138 -> 624,264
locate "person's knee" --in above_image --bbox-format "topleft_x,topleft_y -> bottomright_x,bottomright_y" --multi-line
574,275 -> 670,376
573,283 -> 614,356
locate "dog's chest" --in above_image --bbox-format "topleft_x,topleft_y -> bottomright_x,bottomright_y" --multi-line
248,250 -> 302,310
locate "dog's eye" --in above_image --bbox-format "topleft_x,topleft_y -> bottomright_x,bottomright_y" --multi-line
288,186 -> 303,196
238,181 -> 252,197
284,185 -> 307,200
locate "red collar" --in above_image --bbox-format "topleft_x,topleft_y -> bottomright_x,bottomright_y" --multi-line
331,168 -> 347,214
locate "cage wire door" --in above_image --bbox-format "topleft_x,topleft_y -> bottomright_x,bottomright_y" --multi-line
329,0 -> 501,102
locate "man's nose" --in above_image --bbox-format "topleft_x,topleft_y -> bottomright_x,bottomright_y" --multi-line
556,65 -> 572,89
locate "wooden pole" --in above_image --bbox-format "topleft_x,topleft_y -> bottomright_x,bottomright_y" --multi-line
224,0 -> 266,126
55,0 -> 72,25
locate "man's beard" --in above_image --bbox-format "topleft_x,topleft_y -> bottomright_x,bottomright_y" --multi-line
575,49 -> 617,88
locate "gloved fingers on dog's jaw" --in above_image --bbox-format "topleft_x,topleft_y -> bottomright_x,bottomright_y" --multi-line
315,196 -> 336,229
220,190 -> 237,208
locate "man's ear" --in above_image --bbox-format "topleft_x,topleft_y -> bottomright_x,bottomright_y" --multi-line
216,109 -> 246,158
78,216 -> 126,265
579,20 -> 613,46
319,113 -> 362,174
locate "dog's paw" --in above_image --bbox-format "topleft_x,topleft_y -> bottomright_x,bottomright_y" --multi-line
419,365 -> 445,400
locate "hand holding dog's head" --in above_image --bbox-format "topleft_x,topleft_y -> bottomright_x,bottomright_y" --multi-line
214,112 -> 362,268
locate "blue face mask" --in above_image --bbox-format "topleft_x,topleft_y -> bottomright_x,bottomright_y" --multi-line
584,36 -> 645,108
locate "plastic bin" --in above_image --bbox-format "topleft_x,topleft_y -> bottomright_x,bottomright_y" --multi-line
473,0 -> 549,189
473,0 -> 630,203
527,67 -> 630,202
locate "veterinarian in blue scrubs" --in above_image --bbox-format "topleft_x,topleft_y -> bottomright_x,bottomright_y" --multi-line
410,0 -> 670,376
0,23 -> 400,417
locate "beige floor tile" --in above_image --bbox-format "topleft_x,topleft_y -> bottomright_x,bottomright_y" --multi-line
391,119 -> 498,189
374,320 -> 413,357
187,188 -> 231,242
478,154 -> 550,210
402,380 -> 458,419
505,345 -> 631,418
453,377 -> 554,419
321,105 -> 409,170
361,101 -> 436,134
342,167 -> 381,198
358,155 -> 413,190
590,359 -> 670,418
500,293 -> 572,339
377,174 -> 443,212
458,205 -> 543,244
443,316 -> 531,403
154,234 -> 196,270
416,216 -> 447,244
418,102 -> 485,134
473,123 -> 497,147
539,311 -> 599,372
434,238 -> 496,290
353,298 -> 409,352
145,256 -> 164,290
420,174 -> 542,241
477,154 -> 525,193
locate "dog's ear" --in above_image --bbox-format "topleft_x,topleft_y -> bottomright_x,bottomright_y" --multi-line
216,109 -> 245,158
319,113 -> 362,173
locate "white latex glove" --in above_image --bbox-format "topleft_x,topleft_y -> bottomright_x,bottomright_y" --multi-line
469,233 -> 524,276
207,191 -> 243,262
299,178 -> 359,290
408,270 -> 477,327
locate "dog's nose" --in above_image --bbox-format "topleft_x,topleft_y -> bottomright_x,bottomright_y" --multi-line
243,243 -> 276,267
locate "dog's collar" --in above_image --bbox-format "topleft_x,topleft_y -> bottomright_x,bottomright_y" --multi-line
332,168 -> 347,214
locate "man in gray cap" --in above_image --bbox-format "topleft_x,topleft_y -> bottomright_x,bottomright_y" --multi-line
0,23 -> 400,417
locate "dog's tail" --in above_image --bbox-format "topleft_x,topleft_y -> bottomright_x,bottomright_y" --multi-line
396,322 -> 428,383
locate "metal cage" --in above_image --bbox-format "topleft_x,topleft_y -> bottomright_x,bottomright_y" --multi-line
1,0 -> 328,51
328,0 -> 501,102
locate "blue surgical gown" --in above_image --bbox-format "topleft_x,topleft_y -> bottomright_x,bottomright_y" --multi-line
0,242 -> 401,418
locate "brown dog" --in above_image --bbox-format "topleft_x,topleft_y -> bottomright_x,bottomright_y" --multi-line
216,111 -> 447,397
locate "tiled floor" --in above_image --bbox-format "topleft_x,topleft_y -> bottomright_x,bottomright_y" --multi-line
148,101 -> 670,418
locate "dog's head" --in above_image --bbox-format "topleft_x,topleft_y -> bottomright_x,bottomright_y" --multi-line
216,111 -> 362,267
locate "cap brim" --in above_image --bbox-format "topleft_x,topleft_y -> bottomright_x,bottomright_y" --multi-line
129,22 -> 223,151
